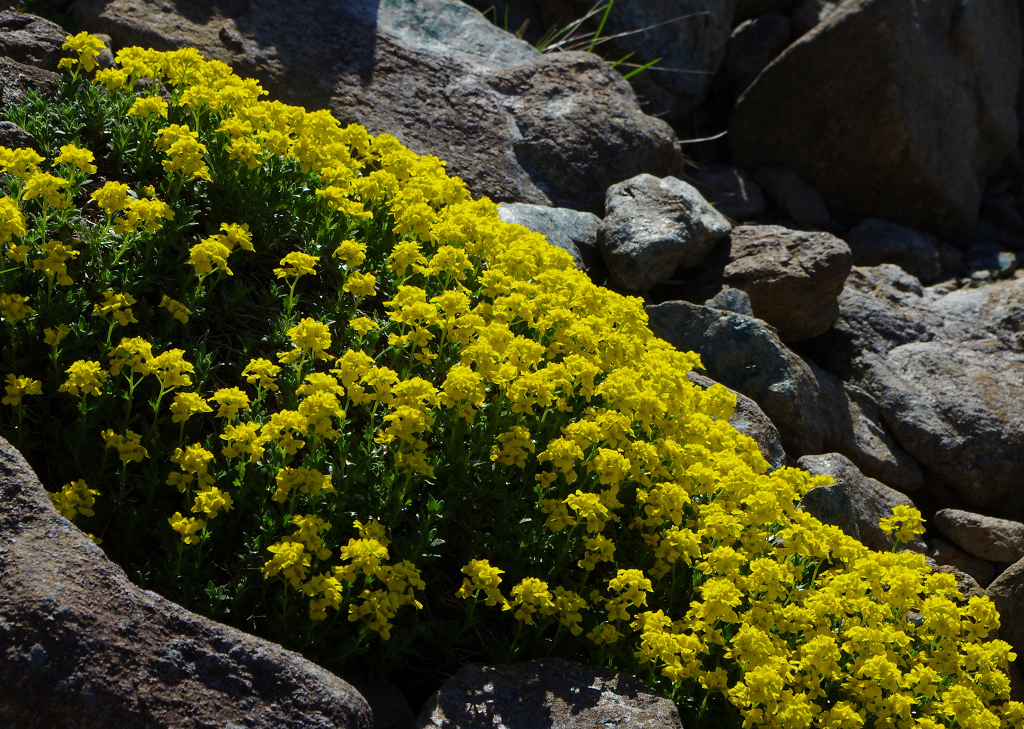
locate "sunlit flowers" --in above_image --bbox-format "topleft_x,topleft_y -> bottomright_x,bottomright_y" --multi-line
50,479 -> 100,520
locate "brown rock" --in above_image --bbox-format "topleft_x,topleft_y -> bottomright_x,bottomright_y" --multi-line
687,164 -> 766,222
0,9 -> 68,71
796,452 -> 926,553
0,437 -> 372,729
660,225 -> 852,342
0,55 -> 58,109
927,538 -> 997,587
923,558 -> 988,607
414,658 -> 683,729
987,557 -> 1024,682
932,509 -> 1024,565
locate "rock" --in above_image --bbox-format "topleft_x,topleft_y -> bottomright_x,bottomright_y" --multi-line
931,509 -> 1024,566
413,658 -> 683,729
963,244 -> 1019,279
647,300 -> 824,456
753,166 -> 832,230
714,12 -> 791,104
0,120 -> 35,150
341,674 -> 415,729
810,360 -> 924,493
797,479 -> 861,540
0,437 -> 372,729
735,0 -> 800,23
797,453 -> 927,553
0,55 -> 58,109
923,558 -> 989,607
598,174 -> 732,292
730,0 -> 1023,241
927,538 -> 996,588
938,243 -> 965,274
790,0 -> 843,38
687,164 -> 766,222
688,370 -> 786,472
498,202 -> 602,275
705,286 -> 754,317
0,9 -> 68,71
987,557 -> 1024,676
70,0 -> 683,215
489,0 -> 740,121
844,219 -> 942,283
659,225 -> 852,342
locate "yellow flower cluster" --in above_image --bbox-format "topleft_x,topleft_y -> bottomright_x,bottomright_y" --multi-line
50,478 -> 99,520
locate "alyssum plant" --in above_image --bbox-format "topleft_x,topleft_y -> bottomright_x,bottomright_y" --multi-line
0,32 -> 1020,729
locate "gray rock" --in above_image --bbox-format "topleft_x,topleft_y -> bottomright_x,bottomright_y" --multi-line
715,12 -> 791,103
964,244 -> 1019,279
688,370 -> 786,472
498,202 -> 602,274
0,55 -> 58,109
810,360 -> 924,493
931,509 -> 1024,565
731,0 -> 1023,241
70,0 -> 683,215
735,0 -> 801,23
938,243 -> 965,274
790,0 -> 843,38
844,219 -> 942,283
0,9 -> 68,71
663,225 -> 852,342
414,658 -> 683,729
753,166 -> 832,230
598,174 -> 732,292
704,286 -> 754,317
0,120 -> 35,150
341,674 -> 415,729
687,164 -> 766,222
798,479 -> 861,540
647,300 -> 824,456
927,538 -> 996,588
0,437 -> 372,729
797,453 -> 926,553
987,557 -> 1024,678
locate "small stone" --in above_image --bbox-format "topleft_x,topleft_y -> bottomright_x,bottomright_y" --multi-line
931,509 -> 1024,565
753,165 -> 831,229
704,286 -> 754,317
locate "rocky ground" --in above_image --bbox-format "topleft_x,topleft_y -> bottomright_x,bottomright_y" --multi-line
2,0 -> 1024,726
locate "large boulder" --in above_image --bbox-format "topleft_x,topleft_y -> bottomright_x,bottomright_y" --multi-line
414,658 -> 683,729
0,437 -> 372,729
0,9 -> 67,71
646,300 -> 824,456
70,0 -> 683,214
804,267 -> 1024,516
598,174 -> 732,293
987,557 -> 1024,685
927,538 -> 996,588
498,202 -> 602,276
931,509 -> 1024,566
657,225 -> 852,342
844,219 -> 942,283
730,0 -> 1023,241
713,12 -> 791,104
797,452 -> 926,553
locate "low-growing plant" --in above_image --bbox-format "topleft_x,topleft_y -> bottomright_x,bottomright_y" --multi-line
1,32 -> 1021,729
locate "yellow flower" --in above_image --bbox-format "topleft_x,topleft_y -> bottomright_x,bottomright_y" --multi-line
168,511 -> 204,545
0,196 -> 26,244
2,373 -> 41,406
53,144 -> 97,174
50,479 -> 99,520
58,360 -> 108,397
115,197 -> 175,234
456,558 -> 508,608
127,96 -> 169,119
148,349 -> 195,390
61,32 -> 106,73
187,236 -> 232,277
273,251 -> 319,281
343,271 -> 376,298
192,486 -> 233,519
100,428 -> 149,462
509,577 -> 556,625
91,181 -> 131,215
21,172 -> 69,208
242,357 -> 281,391
349,316 -> 379,336
169,391 -> 214,423
879,504 -> 926,545
43,324 -> 71,347
332,238 -> 366,268
159,294 -> 191,323
107,336 -> 153,376
91,291 -> 138,326
32,240 -> 80,286
0,293 -> 34,323
208,387 -> 250,419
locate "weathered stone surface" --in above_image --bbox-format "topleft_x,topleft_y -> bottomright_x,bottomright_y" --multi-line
705,286 -> 754,317
810,360 -> 924,492
736,0 -> 801,24
797,453 -> 926,553
70,0 -> 683,215
987,557 -> 1024,678
689,371 -> 786,472
687,164 -> 766,222
414,658 -> 683,729
932,509 -> 1024,566
714,12 -> 791,103
662,225 -> 852,342
0,9 -> 67,71
844,219 -> 942,283
730,0 -> 1023,240
0,55 -> 58,108
798,479 -> 861,540
598,174 -> 732,292
927,538 -> 996,587
0,120 -> 34,150
923,558 -> 989,607
647,300 -> 824,456
753,166 -> 832,230
498,202 -> 602,275
0,437 -> 372,729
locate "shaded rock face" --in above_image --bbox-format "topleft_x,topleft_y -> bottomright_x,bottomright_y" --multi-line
931,509 -> 1024,566
598,174 -> 732,293
844,219 -> 942,283
0,54 -> 58,108
730,0 -> 1023,241
987,558 -> 1024,680
714,12 -> 791,105
753,166 -> 831,230
498,202 -> 602,276
803,266 -> 1024,516
646,300 -> 824,456
70,0 -> 683,215
797,479 -> 861,541
923,558 -> 988,607
687,164 -> 766,222
658,225 -> 851,343
0,437 -> 372,729
797,453 -> 926,553
414,657 -> 683,729
689,370 -> 787,472
927,538 -> 996,588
